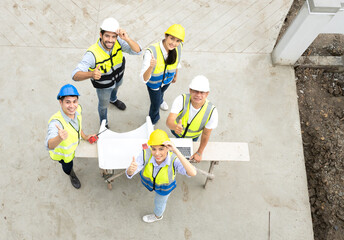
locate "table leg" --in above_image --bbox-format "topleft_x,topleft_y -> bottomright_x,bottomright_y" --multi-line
204,161 -> 219,189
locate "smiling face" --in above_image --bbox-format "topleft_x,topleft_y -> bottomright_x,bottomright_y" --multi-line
163,34 -> 182,51
189,89 -> 209,108
59,96 -> 79,119
100,31 -> 118,51
151,145 -> 168,164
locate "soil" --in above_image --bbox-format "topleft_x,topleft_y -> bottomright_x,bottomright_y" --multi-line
278,1 -> 344,240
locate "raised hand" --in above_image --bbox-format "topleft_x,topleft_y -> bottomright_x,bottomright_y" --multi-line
127,157 -> 138,176
150,54 -> 157,68
175,119 -> 183,135
118,28 -> 129,41
92,64 -> 101,80
56,124 -> 68,140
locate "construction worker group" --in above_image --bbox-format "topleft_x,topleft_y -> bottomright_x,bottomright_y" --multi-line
45,17 -> 218,223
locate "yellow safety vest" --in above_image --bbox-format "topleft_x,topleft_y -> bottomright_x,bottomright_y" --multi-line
146,42 -> 182,89
140,149 -> 177,196
87,39 -> 125,89
48,105 -> 82,163
175,94 -> 215,139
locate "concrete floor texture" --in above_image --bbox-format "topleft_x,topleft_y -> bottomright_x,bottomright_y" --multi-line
0,0 -> 314,239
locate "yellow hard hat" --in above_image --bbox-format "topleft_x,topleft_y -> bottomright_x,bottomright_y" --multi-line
165,24 -> 185,42
148,129 -> 170,146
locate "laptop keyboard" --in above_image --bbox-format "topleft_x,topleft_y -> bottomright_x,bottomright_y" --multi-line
176,147 -> 191,158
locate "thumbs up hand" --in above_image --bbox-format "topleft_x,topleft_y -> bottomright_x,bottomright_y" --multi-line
175,119 -> 183,135
92,64 -> 101,80
56,124 -> 68,140
150,54 -> 157,68
127,157 -> 138,176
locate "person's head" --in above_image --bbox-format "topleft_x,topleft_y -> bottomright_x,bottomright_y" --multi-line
99,18 -> 120,51
163,24 -> 185,64
189,75 -> 210,106
57,84 -> 80,118
147,129 -> 170,162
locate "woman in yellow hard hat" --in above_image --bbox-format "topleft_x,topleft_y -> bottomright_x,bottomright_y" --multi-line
140,24 -> 185,124
126,129 -> 196,223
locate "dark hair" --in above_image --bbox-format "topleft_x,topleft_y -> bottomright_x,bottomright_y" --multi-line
59,95 -> 79,101
164,34 -> 177,65
100,30 -> 105,35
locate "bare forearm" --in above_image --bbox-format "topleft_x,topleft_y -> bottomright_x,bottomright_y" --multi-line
73,71 -> 93,81
48,135 -> 63,150
143,67 -> 154,82
197,129 -> 212,155
126,38 -> 141,53
166,113 -> 177,131
174,149 -> 197,176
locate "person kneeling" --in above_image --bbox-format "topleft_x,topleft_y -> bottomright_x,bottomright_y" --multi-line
126,129 -> 196,223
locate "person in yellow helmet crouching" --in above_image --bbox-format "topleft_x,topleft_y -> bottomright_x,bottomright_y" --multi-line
126,129 -> 196,223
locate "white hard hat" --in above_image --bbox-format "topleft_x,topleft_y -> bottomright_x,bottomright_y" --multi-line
189,75 -> 210,92
100,18 -> 120,33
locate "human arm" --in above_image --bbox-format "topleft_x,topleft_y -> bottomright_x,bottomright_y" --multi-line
172,69 -> 178,83
73,66 -> 101,81
139,50 -> 155,83
72,52 -> 100,81
80,129 -> 97,143
117,29 -> 142,54
47,124 -> 68,150
190,128 -> 212,163
126,151 -> 145,178
163,141 -> 196,177
166,113 -> 183,135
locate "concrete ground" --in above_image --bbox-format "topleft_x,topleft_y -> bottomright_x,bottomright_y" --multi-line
0,1 -> 314,239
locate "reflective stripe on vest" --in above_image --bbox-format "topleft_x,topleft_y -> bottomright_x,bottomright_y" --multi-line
87,39 -> 125,89
146,42 -> 182,89
140,149 -> 177,196
48,105 -> 82,163
175,94 -> 215,139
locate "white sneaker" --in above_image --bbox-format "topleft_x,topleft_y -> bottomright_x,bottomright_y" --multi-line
160,101 -> 168,111
142,214 -> 163,223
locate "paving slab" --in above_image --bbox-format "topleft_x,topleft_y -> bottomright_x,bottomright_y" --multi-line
0,1 -> 314,239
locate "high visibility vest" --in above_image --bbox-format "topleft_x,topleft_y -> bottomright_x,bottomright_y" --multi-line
140,149 -> 177,196
87,39 -> 125,89
146,42 -> 182,89
48,105 -> 82,163
175,94 -> 215,139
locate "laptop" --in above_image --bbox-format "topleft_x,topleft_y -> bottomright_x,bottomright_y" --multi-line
170,138 -> 194,159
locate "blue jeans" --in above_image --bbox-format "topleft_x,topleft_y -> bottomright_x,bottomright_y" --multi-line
96,78 -> 123,124
154,192 -> 170,217
147,84 -> 170,124
171,130 -> 199,142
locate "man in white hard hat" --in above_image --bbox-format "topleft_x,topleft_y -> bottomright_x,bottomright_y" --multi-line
72,17 -> 142,128
166,75 -> 218,162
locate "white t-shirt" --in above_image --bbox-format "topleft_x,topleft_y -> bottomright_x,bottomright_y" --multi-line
170,95 -> 218,129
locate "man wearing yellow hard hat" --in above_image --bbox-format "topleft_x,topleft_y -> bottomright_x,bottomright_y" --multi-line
126,129 -> 196,223
140,24 -> 185,125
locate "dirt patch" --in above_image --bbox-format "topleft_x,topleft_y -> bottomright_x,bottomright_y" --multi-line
279,1 -> 344,239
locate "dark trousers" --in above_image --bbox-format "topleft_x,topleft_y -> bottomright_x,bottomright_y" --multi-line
171,130 -> 199,142
147,84 -> 170,124
59,160 -> 73,175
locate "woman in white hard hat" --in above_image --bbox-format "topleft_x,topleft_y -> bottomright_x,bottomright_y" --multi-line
140,24 -> 185,125
126,129 -> 196,223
